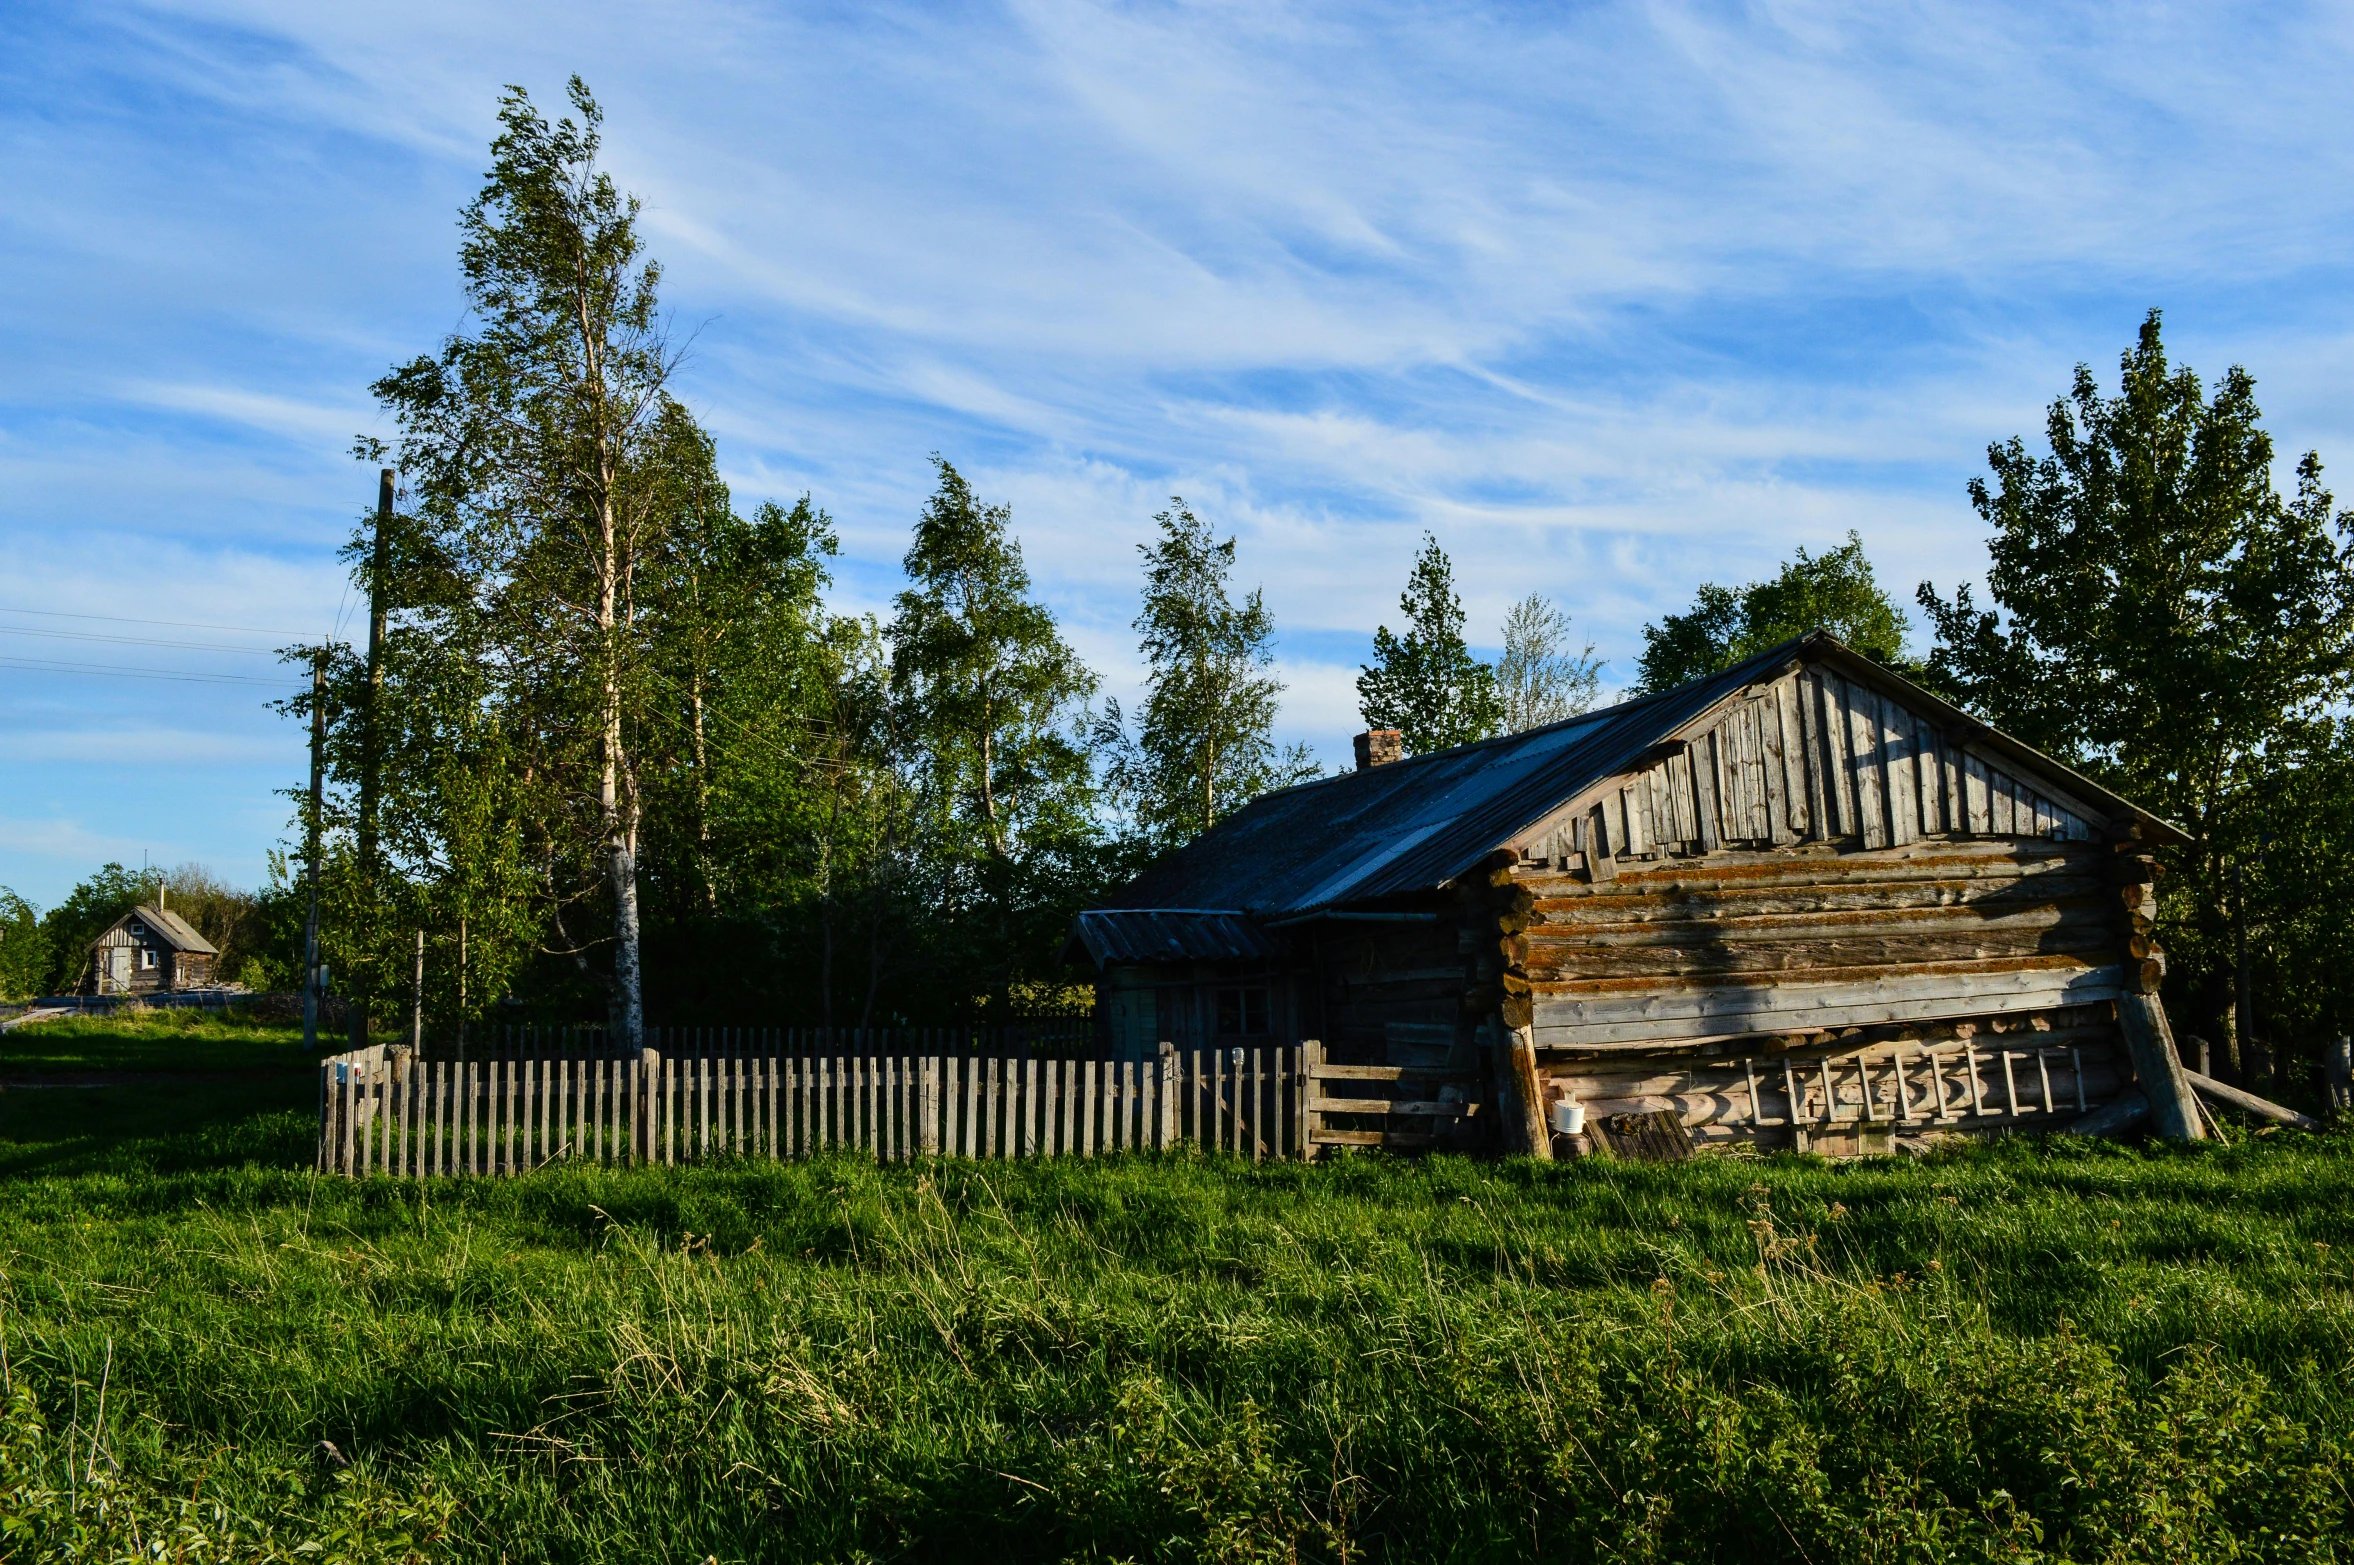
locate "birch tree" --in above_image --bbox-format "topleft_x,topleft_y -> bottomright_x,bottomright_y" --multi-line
370,79 -> 678,1046
1496,594 -> 1602,732
1635,533 -> 1912,694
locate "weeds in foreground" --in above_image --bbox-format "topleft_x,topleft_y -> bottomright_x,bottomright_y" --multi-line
1,1088 -> 2351,1560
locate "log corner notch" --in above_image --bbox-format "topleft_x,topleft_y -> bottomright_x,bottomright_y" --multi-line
2109,828 -> 2204,1142
1461,850 -> 1551,1158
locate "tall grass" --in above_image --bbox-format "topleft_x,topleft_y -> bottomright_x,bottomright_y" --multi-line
1,1018 -> 2351,1560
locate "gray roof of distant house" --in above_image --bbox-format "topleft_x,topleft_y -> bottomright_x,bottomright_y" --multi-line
1090,631 -> 2185,922
96,905 -> 218,955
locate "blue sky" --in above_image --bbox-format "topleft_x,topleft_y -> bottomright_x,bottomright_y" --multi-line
5,0 -> 2354,909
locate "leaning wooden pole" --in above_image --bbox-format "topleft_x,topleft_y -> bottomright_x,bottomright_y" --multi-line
2113,833 -> 2202,1142
1501,1024 -> 1551,1159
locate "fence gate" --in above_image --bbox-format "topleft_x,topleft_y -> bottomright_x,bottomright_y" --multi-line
1302,1038 -> 1487,1154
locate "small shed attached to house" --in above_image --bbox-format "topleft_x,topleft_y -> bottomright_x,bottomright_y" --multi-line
1066,630 -> 2189,1157
85,905 -> 218,996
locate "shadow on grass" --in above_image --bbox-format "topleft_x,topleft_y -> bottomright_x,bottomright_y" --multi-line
0,1074 -> 315,1177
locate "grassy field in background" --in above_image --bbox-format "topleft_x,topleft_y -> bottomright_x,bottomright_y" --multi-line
2,1013 -> 2352,1561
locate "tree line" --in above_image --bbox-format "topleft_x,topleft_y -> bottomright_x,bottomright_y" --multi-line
243,82 -> 1600,1046
4,83 -> 2349,1100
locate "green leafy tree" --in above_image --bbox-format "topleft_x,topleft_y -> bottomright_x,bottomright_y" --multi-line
1919,311 -> 2354,1081
0,889 -> 45,1001
369,79 -> 684,1047
2234,721 -> 2354,1050
34,863 -> 155,994
1102,500 -> 1317,848
891,459 -> 1103,1013
1496,594 -> 1602,732
632,414 -> 863,1022
1636,533 -> 1912,693
146,863 -> 267,984
1358,534 -> 1502,753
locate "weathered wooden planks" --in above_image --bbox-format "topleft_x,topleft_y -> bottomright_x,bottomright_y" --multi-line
319,1043 -> 1308,1174
1538,669 -> 2098,869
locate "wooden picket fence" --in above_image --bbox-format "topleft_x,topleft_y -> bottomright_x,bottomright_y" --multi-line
318,1040 -> 1310,1176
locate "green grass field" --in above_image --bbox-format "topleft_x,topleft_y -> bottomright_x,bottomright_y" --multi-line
2,1013 -> 2351,1562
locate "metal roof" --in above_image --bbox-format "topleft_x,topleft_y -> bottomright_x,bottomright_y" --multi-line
1063,909 -> 1278,968
97,905 -> 219,955
1093,632 -> 2189,920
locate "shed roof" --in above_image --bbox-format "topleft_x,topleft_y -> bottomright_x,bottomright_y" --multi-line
97,905 -> 218,955
1093,632 -> 2187,920
1064,909 -> 1278,968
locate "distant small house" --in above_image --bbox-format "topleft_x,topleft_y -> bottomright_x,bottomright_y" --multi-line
85,904 -> 217,996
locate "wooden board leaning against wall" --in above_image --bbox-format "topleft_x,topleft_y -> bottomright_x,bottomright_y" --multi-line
1474,659 -> 2172,1156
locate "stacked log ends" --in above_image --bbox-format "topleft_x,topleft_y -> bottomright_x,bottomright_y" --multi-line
2109,843 -> 2165,995
1458,861 -> 1547,1145
1459,863 -> 1539,1030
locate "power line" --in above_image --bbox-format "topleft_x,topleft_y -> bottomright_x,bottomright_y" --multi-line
0,604 -> 318,638
0,625 -> 284,655
0,655 -> 291,687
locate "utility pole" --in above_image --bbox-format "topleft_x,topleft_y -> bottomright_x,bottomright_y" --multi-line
354,467 -> 394,1047
302,651 -> 326,1052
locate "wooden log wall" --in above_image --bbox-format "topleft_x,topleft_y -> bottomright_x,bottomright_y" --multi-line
318,1044 -> 1301,1176
1514,840 -> 2130,1051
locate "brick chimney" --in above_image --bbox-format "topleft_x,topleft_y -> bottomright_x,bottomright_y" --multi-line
1353,729 -> 1404,770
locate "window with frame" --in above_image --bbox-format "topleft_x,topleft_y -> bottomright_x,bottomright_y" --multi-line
138,947 -> 158,971
1216,986 -> 1269,1037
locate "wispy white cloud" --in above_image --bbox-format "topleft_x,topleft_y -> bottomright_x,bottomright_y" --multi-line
7,726 -> 291,766
121,381 -> 375,445
3,0 -> 2352,901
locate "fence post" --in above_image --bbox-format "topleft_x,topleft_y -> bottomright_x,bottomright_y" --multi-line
2329,1037 -> 2353,1120
1298,1039 -> 1321,1162
1157,1042 -> 1175,1150
919,1056 -> 939,1157
638,1048 -> 659,1164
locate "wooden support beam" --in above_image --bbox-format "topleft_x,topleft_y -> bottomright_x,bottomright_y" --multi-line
2183,1069 -> 2323,1132
1501,1024 -> 1551,1159
2116,991 -> 2203,1142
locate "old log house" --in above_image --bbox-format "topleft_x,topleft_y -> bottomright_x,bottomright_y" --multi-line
84,903 -> 218,996
1066,631 -> 2190,1157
